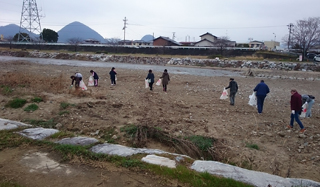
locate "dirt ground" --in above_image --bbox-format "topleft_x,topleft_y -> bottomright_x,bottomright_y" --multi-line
0,59 -> 320,186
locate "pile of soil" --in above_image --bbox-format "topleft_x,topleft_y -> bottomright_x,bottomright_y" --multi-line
0,59 -> 320,186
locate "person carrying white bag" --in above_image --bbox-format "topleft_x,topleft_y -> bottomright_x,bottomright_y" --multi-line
224,78 -> 238,105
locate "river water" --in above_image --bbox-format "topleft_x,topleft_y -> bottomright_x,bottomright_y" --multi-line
0,56 -> 242,77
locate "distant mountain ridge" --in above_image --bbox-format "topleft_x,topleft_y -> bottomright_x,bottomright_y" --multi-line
57,21 -> 104,43
0,24 -> 38,38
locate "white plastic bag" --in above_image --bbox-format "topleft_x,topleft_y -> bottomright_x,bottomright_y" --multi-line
115,75 -> 117,81
156,79 -> 161,86
145,79 -> 149,88
79,80 -> 87,91
300,102 -> 307,118
248,92 -> 257,106
88,76 -> 94,86
220,88 -> 228,100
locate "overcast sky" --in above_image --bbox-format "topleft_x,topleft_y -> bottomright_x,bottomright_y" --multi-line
1,0 -> 319,43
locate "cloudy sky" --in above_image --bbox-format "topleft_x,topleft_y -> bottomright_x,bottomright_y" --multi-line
1,0 -> 319,43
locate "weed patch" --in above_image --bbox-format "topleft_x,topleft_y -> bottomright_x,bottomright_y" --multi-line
1,85 -> 13,95
5,98 -> 27,108
31,96 -> 43,103
246,143 -> 259,150
50,131 -> 75,139
59,110 -> 70,115
23,119 -> 56,128
24,104 -> 39,112
186,135 -> 214,151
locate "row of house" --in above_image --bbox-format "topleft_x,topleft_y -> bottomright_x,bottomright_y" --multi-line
152,32 -> 280,50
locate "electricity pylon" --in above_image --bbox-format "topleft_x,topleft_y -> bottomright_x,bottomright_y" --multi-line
18,0 -> 42,42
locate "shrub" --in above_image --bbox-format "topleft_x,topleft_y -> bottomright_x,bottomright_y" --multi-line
6,98 -> 27,108
24,104 -> 39,112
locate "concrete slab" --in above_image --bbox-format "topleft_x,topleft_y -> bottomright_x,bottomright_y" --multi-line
57,137 -> 99,146
18,128 -> 59,140
141,155 -> 176,168
190,160 -> 320,187
91,143 -> 174,157
0,118 -> 31,130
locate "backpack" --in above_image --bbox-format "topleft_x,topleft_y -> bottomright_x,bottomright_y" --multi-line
308,95 -> 315,99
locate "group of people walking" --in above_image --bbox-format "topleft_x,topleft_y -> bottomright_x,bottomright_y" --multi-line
146,69 -> 170,92
225,78 -> 315,133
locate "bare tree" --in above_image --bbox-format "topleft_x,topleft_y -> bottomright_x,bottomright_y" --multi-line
67,37 -> 83,52
105,37 -> 121,45
283,17 -> 320,60
214,36 -> 233,56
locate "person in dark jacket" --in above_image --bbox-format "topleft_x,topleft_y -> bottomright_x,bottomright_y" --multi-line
288,89 -> 305,133
225,78 -> 238,105
90,70 -> 99,87
160,69 -> 170,92
254,80 -> 270,113
109,67 -> 117,85
146,69 -> 155,91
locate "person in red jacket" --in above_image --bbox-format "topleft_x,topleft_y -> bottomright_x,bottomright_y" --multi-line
288,89 -> 306,133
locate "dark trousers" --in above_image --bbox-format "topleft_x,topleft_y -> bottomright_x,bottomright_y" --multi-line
149,82 -> 154,90
229,92 -> 236,105
163,84 -> 167,92
257,95 -> 266,113
111,78 -> 116,85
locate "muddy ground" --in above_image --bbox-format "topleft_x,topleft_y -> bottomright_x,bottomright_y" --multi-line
0,59 -> 320,186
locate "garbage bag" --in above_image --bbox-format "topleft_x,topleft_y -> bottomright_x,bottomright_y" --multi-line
88,76 -> 94,86
79,80 -> 87,91
156,79 -> 161,86
145,79 -> 149,88
248,92 -> 257,106
300,102 -> 308,118
220,88 -> 228,100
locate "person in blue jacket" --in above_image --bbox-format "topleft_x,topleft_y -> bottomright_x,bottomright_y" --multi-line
254,80 -> 270,114
146,69 -> 155,91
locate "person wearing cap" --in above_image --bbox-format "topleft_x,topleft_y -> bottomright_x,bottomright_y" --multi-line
90,70 -> 99,87
109,67 -> 117,85
253,80 -> 270,114
225,78 -> 238,105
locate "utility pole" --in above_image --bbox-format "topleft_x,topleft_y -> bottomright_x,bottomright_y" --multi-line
287,23 -> 294,51
172,32 -> 175,40
18,0 -> 42,42
123,17 -> 128,45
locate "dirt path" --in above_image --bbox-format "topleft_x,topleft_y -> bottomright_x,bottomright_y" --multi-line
0,59 -> 320,185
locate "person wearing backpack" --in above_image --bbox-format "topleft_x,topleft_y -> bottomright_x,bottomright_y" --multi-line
302,94 -> 315,118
